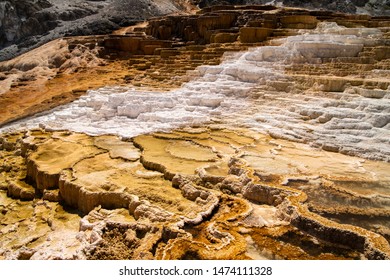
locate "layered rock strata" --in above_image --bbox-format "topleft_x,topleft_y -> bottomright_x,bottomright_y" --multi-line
3,5 -> 389,128
3,16 -> 389,161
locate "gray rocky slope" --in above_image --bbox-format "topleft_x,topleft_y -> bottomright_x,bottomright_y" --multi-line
0,0 -> 187,61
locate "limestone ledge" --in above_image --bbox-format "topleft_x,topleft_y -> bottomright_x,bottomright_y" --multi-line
130,129 -> 390,259
2,130 -> 220,225
228,158 -> 390,260
7,180 -> 35,200
1,128 -> 390,259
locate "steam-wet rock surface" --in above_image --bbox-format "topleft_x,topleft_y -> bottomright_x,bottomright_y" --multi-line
1,3 -> 390,260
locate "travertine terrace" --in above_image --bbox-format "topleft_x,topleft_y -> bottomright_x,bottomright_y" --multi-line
1,5 -> 390,260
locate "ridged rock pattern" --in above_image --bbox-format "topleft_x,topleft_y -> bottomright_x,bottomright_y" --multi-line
1,127 -> 390,259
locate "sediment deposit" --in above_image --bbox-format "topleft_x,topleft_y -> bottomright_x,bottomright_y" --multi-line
1,4 -> 390,260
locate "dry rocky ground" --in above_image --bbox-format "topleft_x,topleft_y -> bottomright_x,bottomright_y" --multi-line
0,2 -> 390,260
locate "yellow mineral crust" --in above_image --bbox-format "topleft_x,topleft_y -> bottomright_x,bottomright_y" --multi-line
1,127 -> 389,259
27,137 -> 103,191
0,190 -> 82,260
61,153 -> 205,217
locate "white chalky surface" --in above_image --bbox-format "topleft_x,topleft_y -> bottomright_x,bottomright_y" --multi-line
2,22 -> 389,160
